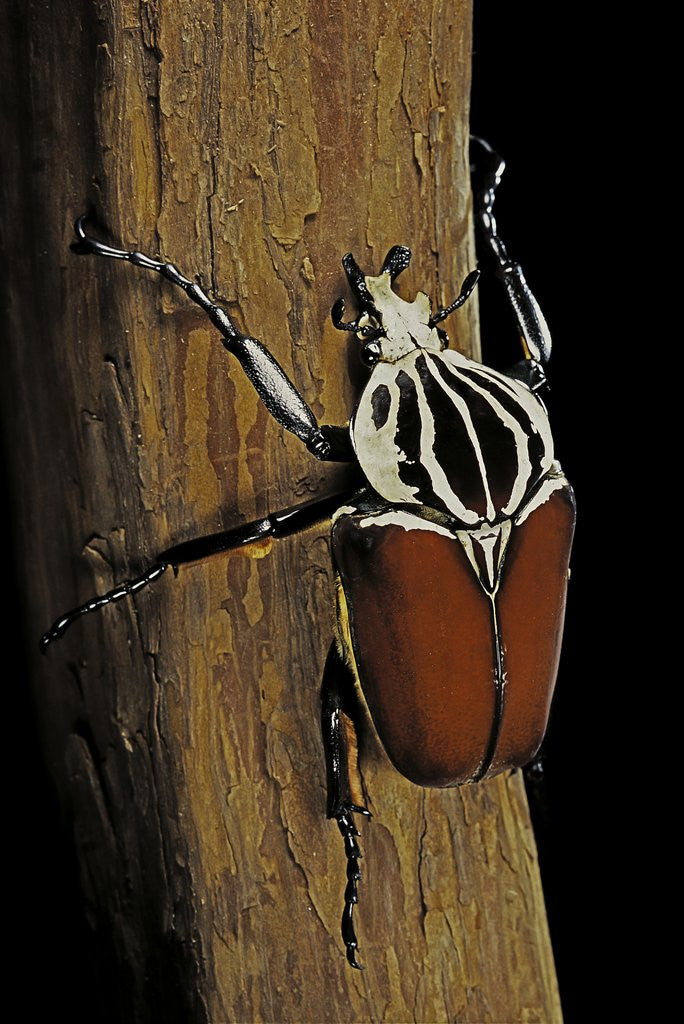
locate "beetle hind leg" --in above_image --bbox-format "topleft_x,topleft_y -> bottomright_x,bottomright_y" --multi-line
321,643 -> 371,969
336,811 -> 368,970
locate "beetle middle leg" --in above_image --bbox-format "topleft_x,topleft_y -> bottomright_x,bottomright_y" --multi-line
321,643 -> 371,970
41,489 -> 358,650
42,486 -> 374,970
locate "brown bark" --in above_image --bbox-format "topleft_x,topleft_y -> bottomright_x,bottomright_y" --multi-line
1,2 -> 561,1021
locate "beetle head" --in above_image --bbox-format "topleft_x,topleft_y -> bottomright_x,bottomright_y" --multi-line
331,246 -> 477,365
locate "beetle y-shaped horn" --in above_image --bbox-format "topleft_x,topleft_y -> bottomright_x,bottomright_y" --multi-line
429,269 -> 481,326
380,245 -> 411,281
341,252 -> 372,304
331,251 -> 373,333
332,248 -> 412,332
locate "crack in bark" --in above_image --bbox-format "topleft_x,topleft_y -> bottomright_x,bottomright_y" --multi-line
416,789 -> 430,931
205,0 -> 223,298
138,0 -> 165,253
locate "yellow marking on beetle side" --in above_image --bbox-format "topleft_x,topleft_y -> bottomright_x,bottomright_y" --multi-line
334,575 -> 362,686
341,710 -> 365,809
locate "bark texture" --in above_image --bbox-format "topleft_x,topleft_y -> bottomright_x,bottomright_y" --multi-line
1,1 -> 561,1021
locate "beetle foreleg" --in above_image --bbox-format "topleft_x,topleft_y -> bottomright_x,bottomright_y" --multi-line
321,643 -> 371,969
72,217 -> 354,463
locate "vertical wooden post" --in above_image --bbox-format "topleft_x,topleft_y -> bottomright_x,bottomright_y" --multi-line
1,2 -> 561,1020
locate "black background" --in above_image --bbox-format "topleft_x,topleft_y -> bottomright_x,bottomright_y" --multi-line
472,8 -> 629,1021
7,6 -> 626,1021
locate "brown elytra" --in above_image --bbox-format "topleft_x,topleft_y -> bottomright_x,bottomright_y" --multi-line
332,484 -> 575,787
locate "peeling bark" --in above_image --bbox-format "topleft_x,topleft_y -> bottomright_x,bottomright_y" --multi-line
1,1 -> 561,1021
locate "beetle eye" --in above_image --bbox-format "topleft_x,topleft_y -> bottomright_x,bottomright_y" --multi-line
361,340 -> 382,367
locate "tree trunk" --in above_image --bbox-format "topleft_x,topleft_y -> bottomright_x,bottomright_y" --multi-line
1,2 -> 561,1021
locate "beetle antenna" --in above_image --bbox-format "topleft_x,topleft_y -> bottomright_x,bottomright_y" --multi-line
40,562 -> 168,651
429,269 -> 481,326
336,808 -> 370,970
331,298 -> 360,333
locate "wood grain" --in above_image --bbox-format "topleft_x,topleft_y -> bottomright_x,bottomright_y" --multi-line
0,1 -> 561,1020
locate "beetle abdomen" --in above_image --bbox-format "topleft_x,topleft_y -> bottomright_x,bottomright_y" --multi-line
351,349 -> 554,527
331,478 -> 575,787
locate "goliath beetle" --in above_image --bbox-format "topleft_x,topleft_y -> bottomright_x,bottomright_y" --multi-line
42,137 -> 575,969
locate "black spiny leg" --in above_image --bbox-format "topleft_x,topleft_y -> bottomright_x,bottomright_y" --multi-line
470,136 -> 551,393
321,643 -> 371,969
41,491 -> 357,650
72,217 -> 353,462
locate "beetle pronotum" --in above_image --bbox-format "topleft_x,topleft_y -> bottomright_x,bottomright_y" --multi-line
42,137 -> 575,969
